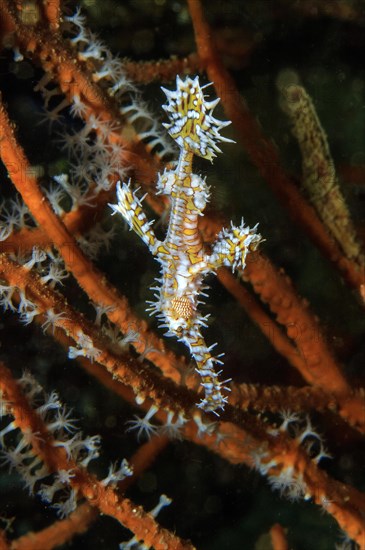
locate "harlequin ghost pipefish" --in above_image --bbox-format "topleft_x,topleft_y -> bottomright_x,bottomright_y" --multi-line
110,76 -> 262,414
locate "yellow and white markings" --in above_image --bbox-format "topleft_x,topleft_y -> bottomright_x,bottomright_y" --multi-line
110,76 -> 262,414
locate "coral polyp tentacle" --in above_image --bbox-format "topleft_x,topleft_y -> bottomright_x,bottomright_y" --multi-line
110,76 -> 262,414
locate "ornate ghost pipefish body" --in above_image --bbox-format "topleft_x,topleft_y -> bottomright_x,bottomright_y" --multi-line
110,75 -> 262,414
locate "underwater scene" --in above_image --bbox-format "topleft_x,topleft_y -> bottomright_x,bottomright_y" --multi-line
0,1 -> 364,548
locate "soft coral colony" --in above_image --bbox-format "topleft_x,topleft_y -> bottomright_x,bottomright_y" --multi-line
0,1 -> 364,549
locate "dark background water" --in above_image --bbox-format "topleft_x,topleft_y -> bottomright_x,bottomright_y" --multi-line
0,1 -> 365,549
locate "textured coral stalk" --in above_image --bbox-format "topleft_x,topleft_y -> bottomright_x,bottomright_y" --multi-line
187,0 -> 365,294
282,84 -> 364,266
0,363 -> 194,550
0,97 -> 187,384
0,2 -> 364,547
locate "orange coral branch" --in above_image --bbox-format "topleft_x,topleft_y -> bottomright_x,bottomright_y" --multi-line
270,524 -> 289,550
1,252 -> 364,545
230,383 -> 336,414
10,504 -> 97,550
0,185 -> 115,255
0,97 -> 187,385
0,1 -> 160,173
217,269 -> 365,432
207,224 -> 364,429
10,436 -> 169,550
0,3 -> 364,545
6,0 -> 351,406
0,253 -> 196,415
217,267 -> 309,376
2,125 -> 354,409
0,532 -> 9,550
123,54 -> 202,83
40,0 -> 60,30
2,172 -> 361,424
3,61 -> 363,434
183,421 -> 365,547
0,362 -> 195,550
243,254 -> 365,431
244,254 -> 349,392
3,248 -> 362,438
187,0 -> 365,295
